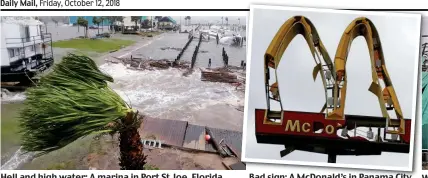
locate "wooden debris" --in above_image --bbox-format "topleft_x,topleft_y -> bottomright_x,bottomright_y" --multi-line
222,158 -> 237,170
1,80 -> 37,92
226,143 -> 241,159
160,47 -> 182,51
229,162 -> 246,170
106,57 -> 190,71
149,61 -> 170,69
222,157 -> 245,170
206,127 -> 228,157
201,70 -> 239,83
227,65 -> 244,71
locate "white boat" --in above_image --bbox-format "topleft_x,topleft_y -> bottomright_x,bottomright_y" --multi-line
1,16 -> 54,83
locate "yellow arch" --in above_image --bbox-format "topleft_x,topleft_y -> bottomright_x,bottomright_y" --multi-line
327,17 -> 404,134
263,16 -> 405,134
264,16 -> 335,119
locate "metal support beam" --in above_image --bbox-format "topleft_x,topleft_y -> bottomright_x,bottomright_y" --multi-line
328,154 -> 337,163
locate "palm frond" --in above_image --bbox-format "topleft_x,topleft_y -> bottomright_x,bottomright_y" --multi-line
19,53 -> 132,156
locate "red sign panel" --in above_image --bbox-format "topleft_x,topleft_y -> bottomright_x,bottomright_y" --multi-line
255,109 -> 345,138
255,109 -> 412,144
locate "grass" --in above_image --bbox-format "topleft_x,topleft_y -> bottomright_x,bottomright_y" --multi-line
20,136 -> 94,170
1,103 -> 23,156
144,164 -> 160,170
46,161 -> 76,170
52,38 -> 135,53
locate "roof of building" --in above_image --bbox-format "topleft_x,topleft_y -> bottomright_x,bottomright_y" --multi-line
1,16 -> 44,26
159,16 -> 176,24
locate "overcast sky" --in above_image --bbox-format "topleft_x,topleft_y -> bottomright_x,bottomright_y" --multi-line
244,7 -> 421,169
170,16 -> 246,25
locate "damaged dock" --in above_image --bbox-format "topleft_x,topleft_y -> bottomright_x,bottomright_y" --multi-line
139,117 -> 245,170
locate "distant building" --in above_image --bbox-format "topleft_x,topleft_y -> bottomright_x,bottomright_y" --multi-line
1,16 -> 54,82
120,16 -> 144,33
141,16 -> 158,29
158,16 -> 177,30
122,16 -> 135,27
69,16 -> 109,26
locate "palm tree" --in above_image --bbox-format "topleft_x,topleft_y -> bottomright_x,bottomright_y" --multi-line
106,16 -> 117,32
19,53 -> 147,170
150,16 -> 153,29
100,17 -> 105,32
143,19 -> 150,28
105,16 -> 114,32
154,16 -> 162,29
92,17 -> 101,34
51,17 -> 59,27
238,18 -> 240,31
184,16 -> 191,26
225,17 -> 228,26
77,17 -> 89,38
105,16 -> 123,33
116,16 -> 124,33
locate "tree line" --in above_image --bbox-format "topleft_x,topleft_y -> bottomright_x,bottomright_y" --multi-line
75,16 -> 164,38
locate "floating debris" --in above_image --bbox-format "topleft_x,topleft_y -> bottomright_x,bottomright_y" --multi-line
160,47 -> 182,51
201,68 -> 239,83
106,57 -> 190,71
182,69 -> 194,77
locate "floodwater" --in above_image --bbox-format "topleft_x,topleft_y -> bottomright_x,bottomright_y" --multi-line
1,24 -> 246,170
132,28 -> 246,68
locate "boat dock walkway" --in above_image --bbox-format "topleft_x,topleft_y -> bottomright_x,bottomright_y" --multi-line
139,117 -> 243,157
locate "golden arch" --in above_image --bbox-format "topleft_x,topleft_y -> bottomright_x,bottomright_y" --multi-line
264,16 -> 335,122
264,16 -> 404,134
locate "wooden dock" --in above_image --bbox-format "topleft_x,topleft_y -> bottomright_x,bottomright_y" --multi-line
139,117 -> 243,158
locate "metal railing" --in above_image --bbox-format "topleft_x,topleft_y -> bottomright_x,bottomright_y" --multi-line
5,33 -> 53,60
4,33 -> 53,71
